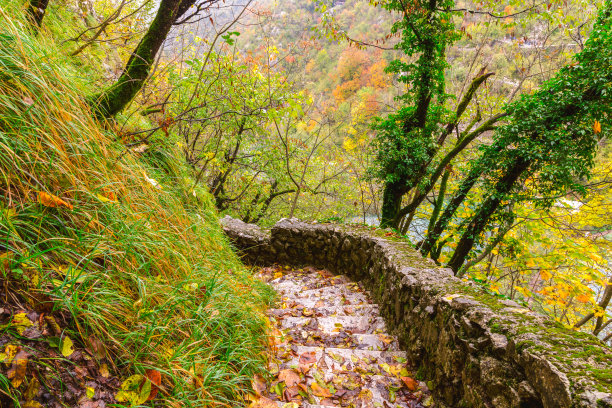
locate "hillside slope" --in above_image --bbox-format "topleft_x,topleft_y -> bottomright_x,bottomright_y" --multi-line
0,5 -> 271,407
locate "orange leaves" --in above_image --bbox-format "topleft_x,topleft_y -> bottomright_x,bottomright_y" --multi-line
145,369 -> 161,401
38,191 -> 73,210
576,293 -> 592,303
593,120 -> 602,134
400,377 -> 419,391
310,381 -> 332,398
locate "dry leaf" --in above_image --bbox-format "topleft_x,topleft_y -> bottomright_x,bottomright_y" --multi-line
7,350 -> 28,388
249,396 -> 277,408
401,376 -> 419,391
38,191 -> 73,210
145,369 -> 161,401
99,363 -> 110,378
11,313 -> 33,335
298,351 -> 316,373
252,374 -> 267,396
278,369 -> 300,387
116,374 -> 151,407
310,382 -> 332,398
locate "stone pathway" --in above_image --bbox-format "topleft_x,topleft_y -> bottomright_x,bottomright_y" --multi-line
250,266 -> 434,408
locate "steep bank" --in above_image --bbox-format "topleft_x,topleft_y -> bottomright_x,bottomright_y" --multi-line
0,8 -> 271,407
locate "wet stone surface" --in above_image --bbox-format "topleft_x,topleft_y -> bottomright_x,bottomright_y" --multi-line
251,266 -> 434,408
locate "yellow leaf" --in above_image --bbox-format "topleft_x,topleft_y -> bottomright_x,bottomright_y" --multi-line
100,363 -> 110,378
1,344 -> 20,365
116,374 -> 151,407
96,194 -> 116,203
11,313 -> 33,335
38,191 -> 73,210
61,336 -> 75,357
540,270 -> 552,281
86,387 -> 95,399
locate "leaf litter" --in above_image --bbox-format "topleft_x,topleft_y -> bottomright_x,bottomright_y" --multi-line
250,265 -> 434,408
0,299 -> 120,407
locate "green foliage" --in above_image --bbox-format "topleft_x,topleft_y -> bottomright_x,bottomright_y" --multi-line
371,0 -> 459,187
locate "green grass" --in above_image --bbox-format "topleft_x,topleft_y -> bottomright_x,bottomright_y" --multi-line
0,5 -> 272,407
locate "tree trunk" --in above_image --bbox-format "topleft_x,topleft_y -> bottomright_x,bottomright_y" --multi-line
380,182 -> 405,228
90,0 -> 196,118
447,157 -> 530,273
27,0 -> 49,28
419,165 -> 482,257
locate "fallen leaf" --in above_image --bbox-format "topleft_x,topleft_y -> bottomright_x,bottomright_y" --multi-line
115,374 -> 151,407
278,369 -> 301,387
61,336 -> 75,357
99,363 -> 110,378
249,396 -> 278,408
252,374 -> 267,396
24,376 -> 40,400
1,344 -> 19,365
145,369 -> 161,401
88,336 -> 106,359
298,351 -> 316,373
311,382 -> 332,398
7,350 -> 28,388
401,377 -> 419,391
11,313 -> 33,335
38,191 -> 73,210
86,386 -> 95,399
96,193 -> 116,203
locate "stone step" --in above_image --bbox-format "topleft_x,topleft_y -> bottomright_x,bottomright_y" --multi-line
281,329 -> 400,351
281,346 -> 407,373
268,303 -> 380,319
272,274 -> 353,294
277,315 -> 386,335
278,289 -> 372,310
269,373 -> 416,408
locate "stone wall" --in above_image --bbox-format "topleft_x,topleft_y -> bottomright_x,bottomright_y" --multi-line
221,216 -> 612,408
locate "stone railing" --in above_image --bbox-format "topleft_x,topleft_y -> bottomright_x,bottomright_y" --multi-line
221,216 -> 612,408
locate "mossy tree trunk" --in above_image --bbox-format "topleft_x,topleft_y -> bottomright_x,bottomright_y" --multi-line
446,157 -> 530,273
27,0 -> 50,29
380,182 -> 406,228
418,165 -> 482,257
90,0 -> 197,118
